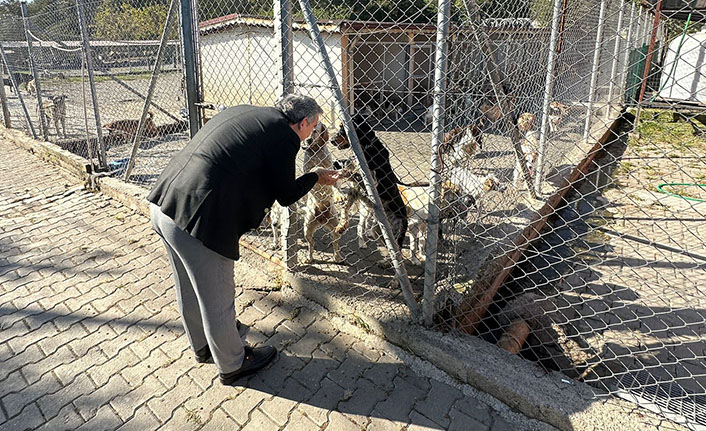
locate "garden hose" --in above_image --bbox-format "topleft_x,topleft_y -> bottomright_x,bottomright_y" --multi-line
656,183 -> 706,202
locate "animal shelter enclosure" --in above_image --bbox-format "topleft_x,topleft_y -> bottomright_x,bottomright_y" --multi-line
1,0 -> 704,427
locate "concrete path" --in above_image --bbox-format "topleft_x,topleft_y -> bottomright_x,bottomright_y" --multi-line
0,137 -> 557,431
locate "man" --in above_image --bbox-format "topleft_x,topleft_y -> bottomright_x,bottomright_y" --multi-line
148,94 -> 339,386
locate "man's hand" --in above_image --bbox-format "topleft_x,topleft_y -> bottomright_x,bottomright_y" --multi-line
315,168 -> 340,185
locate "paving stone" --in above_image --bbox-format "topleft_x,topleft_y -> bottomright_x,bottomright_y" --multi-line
413,379 -> 463,428
292,349 -> 341,392
114,405 -> 161,431
75,404 -> 123,431
297,377 -> 345,426
324,411 -> 362,430
37,373 -> 94,420
452,396 -> 493,426
146,375 -> 202,422
370,375 -> 427,423
367,416 -> 406,431
110,375 -> 166,421
327,349 -> 374,390
203,406 -> 240,430
242,407 -> 280,431
0,402 -> 45,431
283,408 -> 319,431
448,407 -> 490,431
337,378 -> 386,426
2,370 -> 62,418
73,374 -> 127,419
221,388 -> 268,425
35,403 -> 86,431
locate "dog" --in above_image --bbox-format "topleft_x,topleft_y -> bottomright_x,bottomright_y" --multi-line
479,95 -> 517,125
397,182 -> 474,264
439,124 -> 483,169
37,94 -> 68,138
513,130 -> 540,189
105,111 -> 158,142
548,101 -> 569,134
516,112 -> 536,134
332,157 -> 377,249
301,122 -> 343,263
26,78 -> 36,95
268,201 -> 286,248
330,114 -> 408,251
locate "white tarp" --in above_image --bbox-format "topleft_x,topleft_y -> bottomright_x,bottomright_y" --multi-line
659,29 -> 706,104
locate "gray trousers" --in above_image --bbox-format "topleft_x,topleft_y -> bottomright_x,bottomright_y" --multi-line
150,203 -> 245,374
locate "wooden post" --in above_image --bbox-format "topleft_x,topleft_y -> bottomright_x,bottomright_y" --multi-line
407,32 -> 416,108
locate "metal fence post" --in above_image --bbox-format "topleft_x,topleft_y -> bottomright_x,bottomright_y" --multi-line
296,0 -> 420,318
635,0 -> 662,131
76,0 -> 107,169
534,0 -> 564,195
274,0 -> 299,269
20,1 -> 48,141
422,0 -> 451,326
0,61 -> 11,128
620,2 -> 636,105
582,0 -> 608,144
179,0 -> 201,137
606,0 -> 626,120
0,43 -> 35,137
275,0 -> 293,97
123,0 -> 177,181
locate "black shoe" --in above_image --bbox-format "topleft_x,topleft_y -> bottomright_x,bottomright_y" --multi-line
194,320 -> 250,364
195,345 -> 213,363
219,345 -> 277,386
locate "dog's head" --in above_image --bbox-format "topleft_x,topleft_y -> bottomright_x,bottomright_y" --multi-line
440,181 -> 475,218
483,174 -> 505,193
51,94 -> 67,106
550,101 -> 569,116
330,114 -> 377,150
303,121 -> 329,151
516,112 -> 536,134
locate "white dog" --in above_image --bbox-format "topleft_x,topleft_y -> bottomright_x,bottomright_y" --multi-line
397,182 -> 472,265
301,122 -> 343,262
513,130 -> 540,189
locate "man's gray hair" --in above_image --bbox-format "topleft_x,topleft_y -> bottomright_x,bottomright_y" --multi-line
275,94 -> 323,124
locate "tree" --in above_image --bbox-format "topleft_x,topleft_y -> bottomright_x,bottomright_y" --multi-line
94,1 -> 177,40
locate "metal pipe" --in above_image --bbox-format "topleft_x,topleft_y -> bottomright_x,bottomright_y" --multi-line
422,0 -> 451,326
0,60 -> 11,128
1,39 -> 36,138
123,0 -> 177,181
534,0 -> 564,195
582,0 -> 608,144
275,0 -> 293,96
21,1 -> 48,141
76,0 -> 107,169
180,0 -> 201,137
606,0 -> 626,120
635,0 -> 662,128
619,2 -> 636,105
296,0 -> 420,318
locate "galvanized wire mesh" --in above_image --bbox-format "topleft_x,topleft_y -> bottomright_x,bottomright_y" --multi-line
1,0 -> 704,426
0,0 -> 187,179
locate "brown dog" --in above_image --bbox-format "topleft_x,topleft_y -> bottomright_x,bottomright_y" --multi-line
105,111 -> 158,142
37,94 -> 68,138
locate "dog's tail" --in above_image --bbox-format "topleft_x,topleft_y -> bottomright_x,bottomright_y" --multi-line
396,180 -> 430,187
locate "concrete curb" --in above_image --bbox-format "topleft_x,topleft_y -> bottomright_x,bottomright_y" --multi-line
3,125 -> 685,431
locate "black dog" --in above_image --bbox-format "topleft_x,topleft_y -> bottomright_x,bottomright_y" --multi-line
331,114 -> 408,250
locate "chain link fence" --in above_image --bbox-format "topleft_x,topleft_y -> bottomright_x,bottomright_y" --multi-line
2,0 -> 705,427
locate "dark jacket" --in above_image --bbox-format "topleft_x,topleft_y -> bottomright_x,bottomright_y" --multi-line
147,105 -> 318,260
